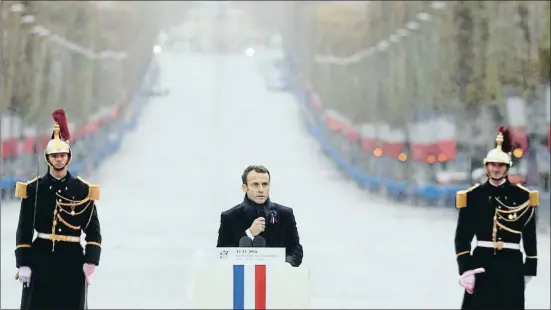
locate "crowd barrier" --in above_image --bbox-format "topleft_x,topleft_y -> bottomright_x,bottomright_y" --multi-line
0,58 -> 159,201
288,75 -> 550,210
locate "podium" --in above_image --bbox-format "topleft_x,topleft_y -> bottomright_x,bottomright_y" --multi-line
191,248 -> 310,309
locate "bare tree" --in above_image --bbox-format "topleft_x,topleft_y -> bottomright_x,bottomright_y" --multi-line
283,0 -> 549,136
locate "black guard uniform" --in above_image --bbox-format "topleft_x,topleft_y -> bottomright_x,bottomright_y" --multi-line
14,110 -> 102,310
454,126 -> 538,310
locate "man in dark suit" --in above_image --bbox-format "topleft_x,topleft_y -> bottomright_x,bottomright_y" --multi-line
217,165 -> 303,267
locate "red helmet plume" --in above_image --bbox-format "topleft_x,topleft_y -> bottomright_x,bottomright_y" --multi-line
497,124 -> 512,153
52,109 -> 71,141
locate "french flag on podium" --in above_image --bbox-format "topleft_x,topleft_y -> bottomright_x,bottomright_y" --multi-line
232,265 -> 266,310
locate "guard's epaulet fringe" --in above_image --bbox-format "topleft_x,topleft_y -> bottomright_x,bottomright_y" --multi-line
517,184 -> 539,206
77,176 -> 100,201
456,183 -> 480,209
14,177 -> 39,199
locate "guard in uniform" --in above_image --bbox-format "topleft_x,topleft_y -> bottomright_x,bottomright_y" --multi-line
454,125 -> 538,310
14,109 -> 102,310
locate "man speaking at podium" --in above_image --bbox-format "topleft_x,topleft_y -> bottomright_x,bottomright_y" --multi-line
217,165 -> 303,267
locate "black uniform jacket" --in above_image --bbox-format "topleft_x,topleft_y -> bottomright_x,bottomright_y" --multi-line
454,180 -> 538,276
14,172 -> 102,268
217,196 -> 304,267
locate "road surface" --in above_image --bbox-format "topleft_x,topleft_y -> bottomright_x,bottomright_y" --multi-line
2,52 -> 549,309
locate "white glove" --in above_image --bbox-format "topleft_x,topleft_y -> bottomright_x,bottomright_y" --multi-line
19,266 -> 32,287
525,276 -> 533,285
459,268 -> 486,294
83,264 -> 96,285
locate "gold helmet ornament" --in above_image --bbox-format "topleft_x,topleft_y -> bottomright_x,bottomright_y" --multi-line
44,109 -> 72,168
483,124 -> 513,174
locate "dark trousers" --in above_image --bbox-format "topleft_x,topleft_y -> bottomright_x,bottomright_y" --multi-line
20,241 -> 86,310
461,248 -> 525,310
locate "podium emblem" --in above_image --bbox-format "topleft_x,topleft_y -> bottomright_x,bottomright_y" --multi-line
220,250 -> 229,259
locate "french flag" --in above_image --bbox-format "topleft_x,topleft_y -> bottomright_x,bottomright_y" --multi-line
233,265 -> 266,310
434,115 -> 457,161
409,114 -> 438,162
379,123 -> 406,158
1,113 -> 21,159
360,123 -> 377,152
506,95 -> 528,151
324,109 -> 349,132
408,113 -> 458,162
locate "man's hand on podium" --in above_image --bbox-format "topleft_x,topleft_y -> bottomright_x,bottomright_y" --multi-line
286,256 -> 298,267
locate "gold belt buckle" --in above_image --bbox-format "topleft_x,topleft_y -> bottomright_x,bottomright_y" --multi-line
54,235 -> 69,242
495,241 -> 504,250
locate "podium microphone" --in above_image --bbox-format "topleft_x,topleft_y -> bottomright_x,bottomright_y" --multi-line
256,208 -> 266,220
256,208 -> 267,237
253,236 -> 266,248
239,236 -> 253,247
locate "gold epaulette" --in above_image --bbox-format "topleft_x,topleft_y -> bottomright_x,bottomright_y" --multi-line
77,176 -> 100,201
14,177 -> 39,199
456,183 -> 480,209
516,184 -> 539,206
